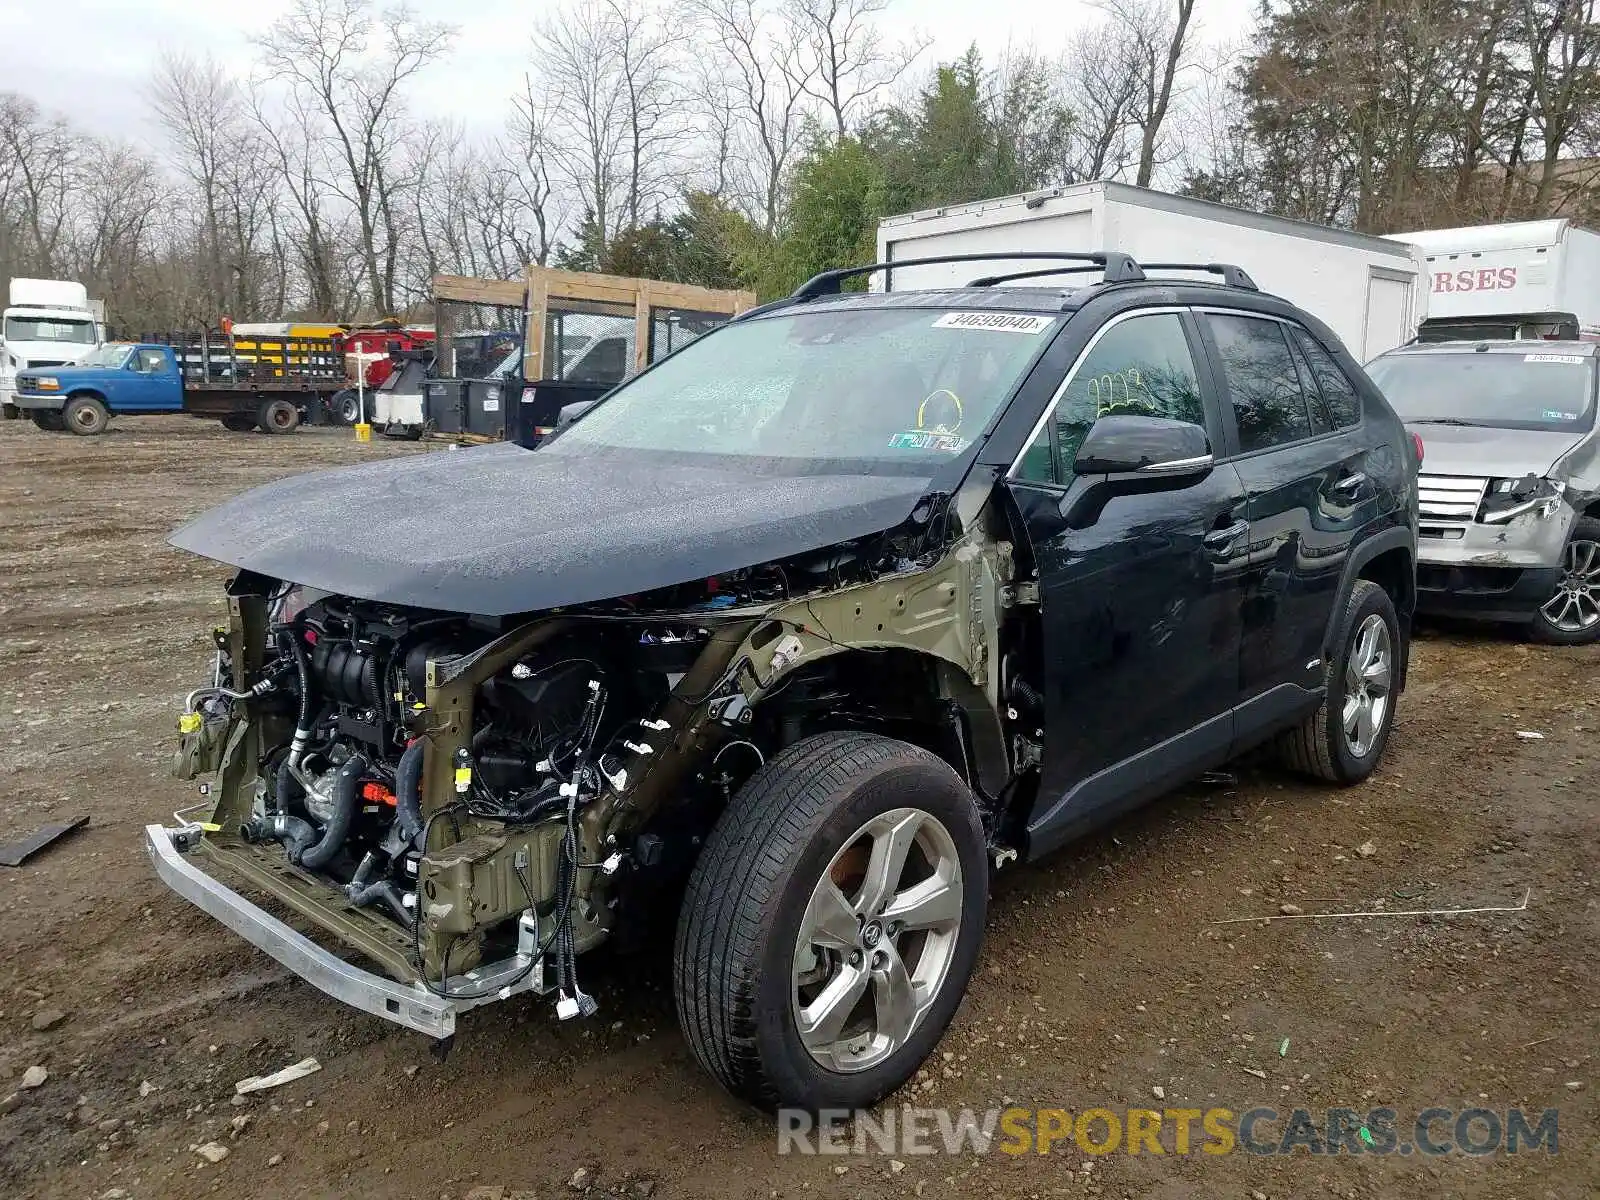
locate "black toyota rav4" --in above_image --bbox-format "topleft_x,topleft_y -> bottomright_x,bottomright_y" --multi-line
153,252 -> 1419,1112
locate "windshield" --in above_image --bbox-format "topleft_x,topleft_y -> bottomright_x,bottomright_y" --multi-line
4,315 -> 96,344
76,343 -> 132,368
549,306 -> 1056,464
1368,351 -> 1598,433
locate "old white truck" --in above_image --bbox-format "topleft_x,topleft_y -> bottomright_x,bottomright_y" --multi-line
1,278 -> 102,418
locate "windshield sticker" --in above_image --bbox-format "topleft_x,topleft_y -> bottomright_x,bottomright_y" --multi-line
1524,353 -> 1586,364
933,312 -> 1053,335
887,430 -> 969,453
1542,409 -> 1580,420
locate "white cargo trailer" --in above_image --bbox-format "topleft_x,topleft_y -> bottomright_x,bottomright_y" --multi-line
1386,219 -> 1600,341
876,182 -> 1428,360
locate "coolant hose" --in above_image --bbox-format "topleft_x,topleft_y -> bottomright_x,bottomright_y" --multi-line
394,740 -> 425,845
294,754 -> 369,870
347,879 -> 413,927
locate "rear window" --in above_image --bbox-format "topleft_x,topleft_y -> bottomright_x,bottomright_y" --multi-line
1368,351 -> 1597,433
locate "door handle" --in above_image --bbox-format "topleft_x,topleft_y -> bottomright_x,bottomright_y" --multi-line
1328,471 -> 1369,498
1203,519 -> 1248,556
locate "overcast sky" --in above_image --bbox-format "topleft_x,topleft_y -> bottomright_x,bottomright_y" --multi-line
1,0 -> 1257,145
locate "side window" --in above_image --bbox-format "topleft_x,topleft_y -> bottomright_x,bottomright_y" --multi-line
1288,335 -> 1334,435
1207,314 -> 1311,452
1290,328 -> 1362,428
137,349 -> 168,373
1015,312 -> 1206,484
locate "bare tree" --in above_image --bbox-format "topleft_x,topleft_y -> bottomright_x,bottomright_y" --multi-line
254,0 -> 454,315
1060,22 -> 1143,181
0,93 -> 79,274
536,0 -> 688,251
692,0 -> 818,232
1097,0 -> 1198,188
789,0 -> 927,138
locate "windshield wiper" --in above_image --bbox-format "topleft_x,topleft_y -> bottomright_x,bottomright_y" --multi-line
1408,417 -> 1486,427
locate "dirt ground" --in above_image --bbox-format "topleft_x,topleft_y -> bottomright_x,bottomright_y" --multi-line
0,414 -> 1593,1200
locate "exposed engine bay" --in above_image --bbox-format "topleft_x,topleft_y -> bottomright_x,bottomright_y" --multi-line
165,503 -> 1025,1032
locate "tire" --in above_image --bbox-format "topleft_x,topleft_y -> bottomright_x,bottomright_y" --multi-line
1278,579 -> 1400,783
329,389 -> 361,426
1529,517 -> 1600,646
673,732 -> 987,1111
3,403 -> 19,420
218,415 -> 257,432
62,394 -> 110,436
257,398 -> 300,434
30,411 -> 66,432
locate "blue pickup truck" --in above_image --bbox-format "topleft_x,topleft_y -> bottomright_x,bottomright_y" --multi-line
14,338 -> 340,435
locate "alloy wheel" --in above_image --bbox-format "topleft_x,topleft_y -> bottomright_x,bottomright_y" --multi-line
1540,539 -> 1600,634
1343,613 -> 1393,758
792,807 -> 963,1073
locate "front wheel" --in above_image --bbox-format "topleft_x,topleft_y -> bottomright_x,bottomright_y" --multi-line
63,395 -> 110,436
1278,579 -> 1400,783
674,732 -> 987,1111
256,398 -> 300,434
1530,518 -> 1600,645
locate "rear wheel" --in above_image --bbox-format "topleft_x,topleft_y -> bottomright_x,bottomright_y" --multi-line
63,395 -> 110,436
1278,579 -> 1400,783
674,732 -> 987,1111
219,415 -> 257,432
256,398 -> 300,434
1530,518 -> 1600,645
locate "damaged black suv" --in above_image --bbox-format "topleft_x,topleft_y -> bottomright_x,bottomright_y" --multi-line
152,252 -> 1418,1112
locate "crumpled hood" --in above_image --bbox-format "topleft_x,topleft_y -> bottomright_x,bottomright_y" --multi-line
169,442 -> 935,615
1407,423 -> 1587,479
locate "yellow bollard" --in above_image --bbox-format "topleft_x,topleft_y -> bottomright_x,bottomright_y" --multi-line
354,423 -> 371,443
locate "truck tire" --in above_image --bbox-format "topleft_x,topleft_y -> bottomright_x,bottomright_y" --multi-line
63,395 -> 110,436
674,732 -> 987,1111
257,398 -> 300,434
331,389 -> 361,426
3,403 -> 18,420
1277,579 -> 1400,783
219,415 -> 257,432
30,411 -> 66,432
1529,516 -> 1600,645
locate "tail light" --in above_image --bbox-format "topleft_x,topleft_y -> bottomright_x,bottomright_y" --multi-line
1410,432 -> 1424,465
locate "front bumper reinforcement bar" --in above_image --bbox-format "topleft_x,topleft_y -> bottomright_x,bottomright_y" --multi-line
144,824 -> 544,1038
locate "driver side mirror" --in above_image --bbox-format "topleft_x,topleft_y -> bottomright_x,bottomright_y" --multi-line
1062,415 -> 1214,529
1072,414 -> 1212,476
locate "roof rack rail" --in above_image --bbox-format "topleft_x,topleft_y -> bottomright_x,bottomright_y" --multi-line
1139,262 -> 1258,290
966,265 -> 1104,287
791,251 -> 1146,300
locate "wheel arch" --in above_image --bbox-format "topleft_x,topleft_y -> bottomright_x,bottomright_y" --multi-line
1329,526 -> 1414,689
752,644 -> 1010,807
65,388 -> 108,405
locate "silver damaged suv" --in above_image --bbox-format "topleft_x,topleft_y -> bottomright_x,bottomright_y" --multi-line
1367,341 -> 1600,643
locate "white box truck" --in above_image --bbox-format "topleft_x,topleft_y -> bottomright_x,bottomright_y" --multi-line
1,278 -> 102,418
876,181 -> 1428,360
1387,219 -> 1600,341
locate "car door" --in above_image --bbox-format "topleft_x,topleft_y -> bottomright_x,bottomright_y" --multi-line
1198,311 -> 1382,734
123,348 -> 176,412
1005,308 -> 1251,857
